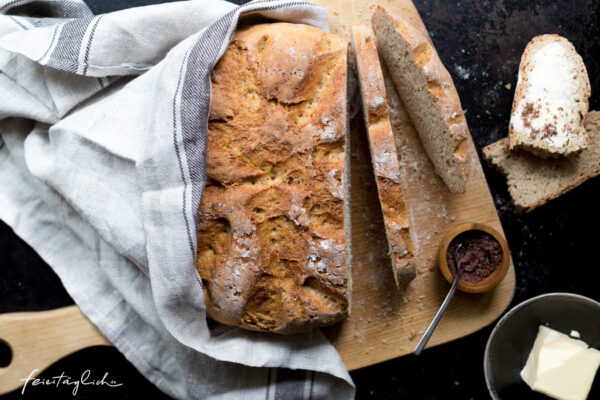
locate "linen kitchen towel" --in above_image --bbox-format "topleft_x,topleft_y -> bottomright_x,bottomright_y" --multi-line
0,0 -> 354,398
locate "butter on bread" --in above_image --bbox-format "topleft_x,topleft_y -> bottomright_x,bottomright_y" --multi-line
484,111 -> 600,213
350,23 -> 416,288
371,6 -> 470,194
508,34 -> 591,157
197,23 -> 350,334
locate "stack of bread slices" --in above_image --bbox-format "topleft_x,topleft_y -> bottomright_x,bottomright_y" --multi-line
483,35 -> 600,212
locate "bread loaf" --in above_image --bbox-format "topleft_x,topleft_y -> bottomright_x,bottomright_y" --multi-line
371,6 -> 469,194
196,23 -> 350,334
508,34 -> 590,157
350,23 -> 416,288
484,111 -> 600,213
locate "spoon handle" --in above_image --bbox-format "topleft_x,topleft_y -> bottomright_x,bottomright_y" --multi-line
413,271 -> 462,355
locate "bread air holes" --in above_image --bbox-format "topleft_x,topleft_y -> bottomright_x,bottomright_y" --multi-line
258,216 -> 304,258
293,109 -> 313,125
244,163 -> 286,186
284,170 -> 306,186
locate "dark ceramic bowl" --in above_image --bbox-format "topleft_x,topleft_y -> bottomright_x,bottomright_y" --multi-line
484,293 -> 600,399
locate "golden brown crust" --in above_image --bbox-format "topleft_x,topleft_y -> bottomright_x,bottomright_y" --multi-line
351,23 -> 416,288
196,23 -> 349,334
372,6 -> 469,193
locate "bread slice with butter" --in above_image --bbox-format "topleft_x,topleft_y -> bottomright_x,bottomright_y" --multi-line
351,23 -> 416,288
508,34 -> 591,157
483,111 -> 600,213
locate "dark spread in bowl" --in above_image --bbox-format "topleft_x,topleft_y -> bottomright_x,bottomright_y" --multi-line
446,230 -> 502,283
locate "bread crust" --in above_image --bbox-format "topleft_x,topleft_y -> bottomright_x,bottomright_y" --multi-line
508,34 -> 591,157
351,23 -> 416,288
372,6 -> 469,194
197,23 -> 349,334
484,111 -> 600,213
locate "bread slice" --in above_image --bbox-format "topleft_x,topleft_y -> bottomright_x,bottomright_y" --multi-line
198,23 -> 350,334
508,34 -> 591,157
351,23 -> 416,288
484,111 -> 600,213
371,6 -> 469,194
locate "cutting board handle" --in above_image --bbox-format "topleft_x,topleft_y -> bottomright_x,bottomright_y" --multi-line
0,305 -> 111,395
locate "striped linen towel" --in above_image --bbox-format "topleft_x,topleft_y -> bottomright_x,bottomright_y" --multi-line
0,0 -> 354,398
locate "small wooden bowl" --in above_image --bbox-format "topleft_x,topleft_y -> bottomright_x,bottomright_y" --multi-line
438,223 -> 510,294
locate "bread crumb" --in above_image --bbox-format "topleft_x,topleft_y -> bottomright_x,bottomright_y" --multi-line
505,83 -> 512,90
408,330 -> 417,340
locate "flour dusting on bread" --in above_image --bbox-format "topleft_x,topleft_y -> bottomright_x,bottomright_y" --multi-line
351,23 -> 416,288
197,23 -> 349,334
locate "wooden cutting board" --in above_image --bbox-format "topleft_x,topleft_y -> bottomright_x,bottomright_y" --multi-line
314,0 -> 516,370
0,4 -> 516,394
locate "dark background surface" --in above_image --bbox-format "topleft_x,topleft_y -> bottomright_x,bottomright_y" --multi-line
1,0 -> 599,399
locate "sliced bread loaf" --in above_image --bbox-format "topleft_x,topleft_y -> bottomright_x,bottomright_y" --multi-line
198,23 -> 350,334
351,23 -> 416,288
484,111 -> 600,213
371,6 -> 469,194
508,34 -> 591,157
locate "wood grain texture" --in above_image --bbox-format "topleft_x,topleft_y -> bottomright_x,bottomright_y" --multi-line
313,0 -> 516,371
0,306 -> 110,395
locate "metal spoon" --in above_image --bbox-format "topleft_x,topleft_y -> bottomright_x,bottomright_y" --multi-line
414,243 -> 466,355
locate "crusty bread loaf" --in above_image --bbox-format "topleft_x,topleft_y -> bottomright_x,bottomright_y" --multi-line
350,23 -> 416,288
197,23 -> 350,334
484,111 -> 600,213
371,6 -> 469,194
508,34 -> 591,157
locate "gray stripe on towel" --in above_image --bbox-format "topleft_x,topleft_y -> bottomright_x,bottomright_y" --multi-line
46,16 -> 92,73
275,368 -> 308,400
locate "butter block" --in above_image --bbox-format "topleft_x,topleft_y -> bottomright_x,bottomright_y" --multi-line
521,325 -> 600,400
